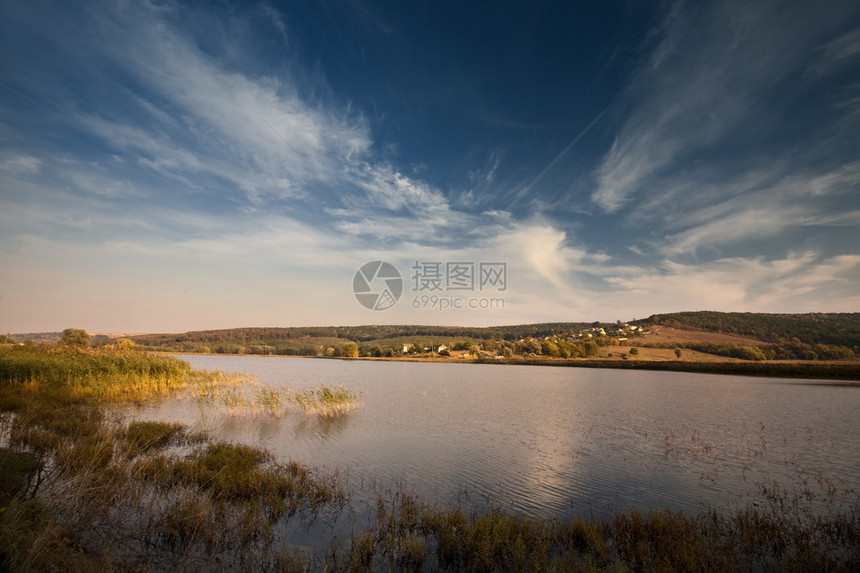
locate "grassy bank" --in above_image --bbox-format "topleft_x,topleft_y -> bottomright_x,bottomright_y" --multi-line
1,345 -> 858,571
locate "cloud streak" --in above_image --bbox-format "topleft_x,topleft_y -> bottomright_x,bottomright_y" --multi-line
592,0 -> 859,214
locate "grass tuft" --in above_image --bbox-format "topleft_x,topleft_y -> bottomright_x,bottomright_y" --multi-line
292,384 -> 359,418
124,421 -> 185,456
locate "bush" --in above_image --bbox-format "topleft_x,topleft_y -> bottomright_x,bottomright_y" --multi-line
60,328 -> 90,348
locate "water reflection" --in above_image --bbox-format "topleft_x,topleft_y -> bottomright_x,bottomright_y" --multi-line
119,355 -> 860,520
293,411 -> 354,440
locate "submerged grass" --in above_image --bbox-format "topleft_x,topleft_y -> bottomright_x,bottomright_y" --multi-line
188,373 -> 360,419
123,420 -> 185,456
329,488 -> 860,572
292,384 -> 359,418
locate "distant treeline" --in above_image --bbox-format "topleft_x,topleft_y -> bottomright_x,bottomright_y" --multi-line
128,323 -> 603,354
125,313 -> 860,359
13,312 -> 860,361
639,311 -> 860,348
130,323 -> 597,346
5,332 -> 64,344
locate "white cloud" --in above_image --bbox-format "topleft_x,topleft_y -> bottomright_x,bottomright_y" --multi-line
655,161 -> 860,256
66,169 -> 141,198
72,0 -> 480,248
482,210 -> 512,224
591,1 -> 856,213
468,151 -> 502,188
353,162 -> 448,214
74,2 -> 373,210
489,223 -> 584,291
602,251 -> 860,315
662,206 -> 805,256
261,4 -> 289,46
0,154 -> 41,175
812,27 -> 860,73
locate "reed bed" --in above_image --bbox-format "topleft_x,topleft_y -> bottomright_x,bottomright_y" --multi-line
0,345 -> 192,404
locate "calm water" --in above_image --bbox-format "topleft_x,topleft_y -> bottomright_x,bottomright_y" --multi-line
122,355 -> 860,519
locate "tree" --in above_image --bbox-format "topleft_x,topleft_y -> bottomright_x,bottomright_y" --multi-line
582,340 -> 599,357
541,340 -> 560,357
674,348 -> 682,359
629,347 -> 639,355
60,328 -> 90,348
523,339 -> 542,355
341,342 -> 359,358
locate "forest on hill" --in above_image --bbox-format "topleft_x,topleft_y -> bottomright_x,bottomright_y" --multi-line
638,312 -> 860,348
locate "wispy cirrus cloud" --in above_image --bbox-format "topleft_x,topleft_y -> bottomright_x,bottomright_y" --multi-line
1,0 -> 858,332
73,7 -> 373,208
592,0 -> 859,214
0,153 -> 42,175
644,160 -> 860,256
2,0 -> 477,253
601,251 -> 860,315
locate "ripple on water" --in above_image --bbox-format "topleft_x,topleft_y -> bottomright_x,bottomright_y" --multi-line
115,355 -> 860,520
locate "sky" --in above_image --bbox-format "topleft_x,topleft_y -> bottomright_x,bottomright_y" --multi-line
1,0 -> 859,334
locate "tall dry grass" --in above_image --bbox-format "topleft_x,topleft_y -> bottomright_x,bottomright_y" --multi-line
0,345 -> 347,571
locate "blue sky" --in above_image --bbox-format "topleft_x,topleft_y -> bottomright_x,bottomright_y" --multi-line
2,0 -> 859,333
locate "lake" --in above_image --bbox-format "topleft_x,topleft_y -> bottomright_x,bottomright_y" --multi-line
121,355 -> 860,520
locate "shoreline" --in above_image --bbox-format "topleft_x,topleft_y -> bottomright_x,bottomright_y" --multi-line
158,351 -> 860,381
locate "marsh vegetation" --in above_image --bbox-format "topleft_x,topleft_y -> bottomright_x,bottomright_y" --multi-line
1,344 -> 858,571
189,372 -> 360,419
0,345 -> 347,571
